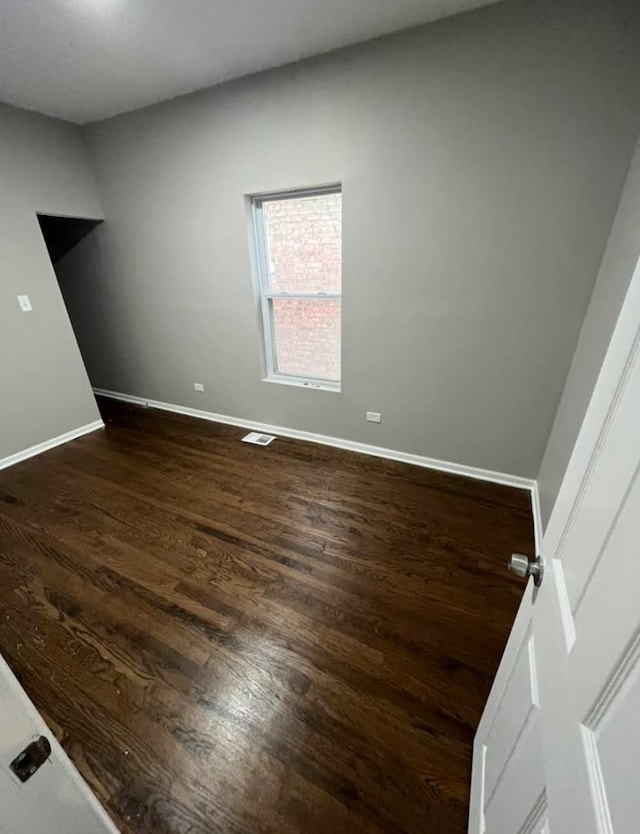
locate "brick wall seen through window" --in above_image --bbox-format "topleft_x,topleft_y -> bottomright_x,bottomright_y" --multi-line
256,189 -> 342,384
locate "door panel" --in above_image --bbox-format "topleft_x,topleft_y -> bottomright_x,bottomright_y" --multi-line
548,330 -> 640,624
571,469 -> 640,722
483,632 -> 539,805
594,676 -> 640,833
469,583 -> 544,834
569,467 -> 640,834
484,727 -> 544,834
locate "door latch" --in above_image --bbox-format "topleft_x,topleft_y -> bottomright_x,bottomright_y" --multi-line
10,736 -> 52,783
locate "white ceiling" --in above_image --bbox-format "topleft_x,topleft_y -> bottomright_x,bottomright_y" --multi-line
0,0 -> 499,124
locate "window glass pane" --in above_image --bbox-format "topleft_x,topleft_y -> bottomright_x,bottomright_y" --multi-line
264,192 -> 341,294
272,298 -> 341,381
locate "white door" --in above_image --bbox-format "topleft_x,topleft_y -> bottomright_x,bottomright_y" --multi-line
0,653 -> 118,834
469,254 -> 640,834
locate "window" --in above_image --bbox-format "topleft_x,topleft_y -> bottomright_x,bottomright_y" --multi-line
251,185 -> 342,391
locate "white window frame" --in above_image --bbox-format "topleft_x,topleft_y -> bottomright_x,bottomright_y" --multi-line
251,184 -> 342,393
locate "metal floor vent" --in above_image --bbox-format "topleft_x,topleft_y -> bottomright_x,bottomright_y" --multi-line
242,431 -> 276,446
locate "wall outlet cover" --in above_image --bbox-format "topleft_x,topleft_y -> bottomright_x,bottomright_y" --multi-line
17,295 -> 32,312
193,383 -> 205,392
366,412 -> 382,423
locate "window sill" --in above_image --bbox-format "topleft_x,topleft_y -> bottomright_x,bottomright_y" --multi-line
263,375 -> 341,393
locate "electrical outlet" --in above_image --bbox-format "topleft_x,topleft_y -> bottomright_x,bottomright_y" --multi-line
366,412 -> 382,423
193,383 -> 205,392
17,295 -> 32,312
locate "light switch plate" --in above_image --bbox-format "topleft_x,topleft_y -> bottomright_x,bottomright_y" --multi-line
17,295 -> 32,312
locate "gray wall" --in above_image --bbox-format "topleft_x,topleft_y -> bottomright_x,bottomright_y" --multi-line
537,136 -> 640,523
0,104 -> 103,460
59,0 -> 640,477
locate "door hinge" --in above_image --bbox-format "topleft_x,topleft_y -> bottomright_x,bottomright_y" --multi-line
10,736 -> 52,783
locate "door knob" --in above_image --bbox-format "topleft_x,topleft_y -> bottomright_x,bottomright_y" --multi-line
509,553 -> 544,586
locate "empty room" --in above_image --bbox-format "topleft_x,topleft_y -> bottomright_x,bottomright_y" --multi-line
1,0 -> 640,831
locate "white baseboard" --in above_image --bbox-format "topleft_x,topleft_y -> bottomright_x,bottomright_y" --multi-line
0,420 -> 104,472
93,387 -> 536,493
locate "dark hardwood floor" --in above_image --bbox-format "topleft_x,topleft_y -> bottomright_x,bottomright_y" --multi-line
0,397 -> 533,833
